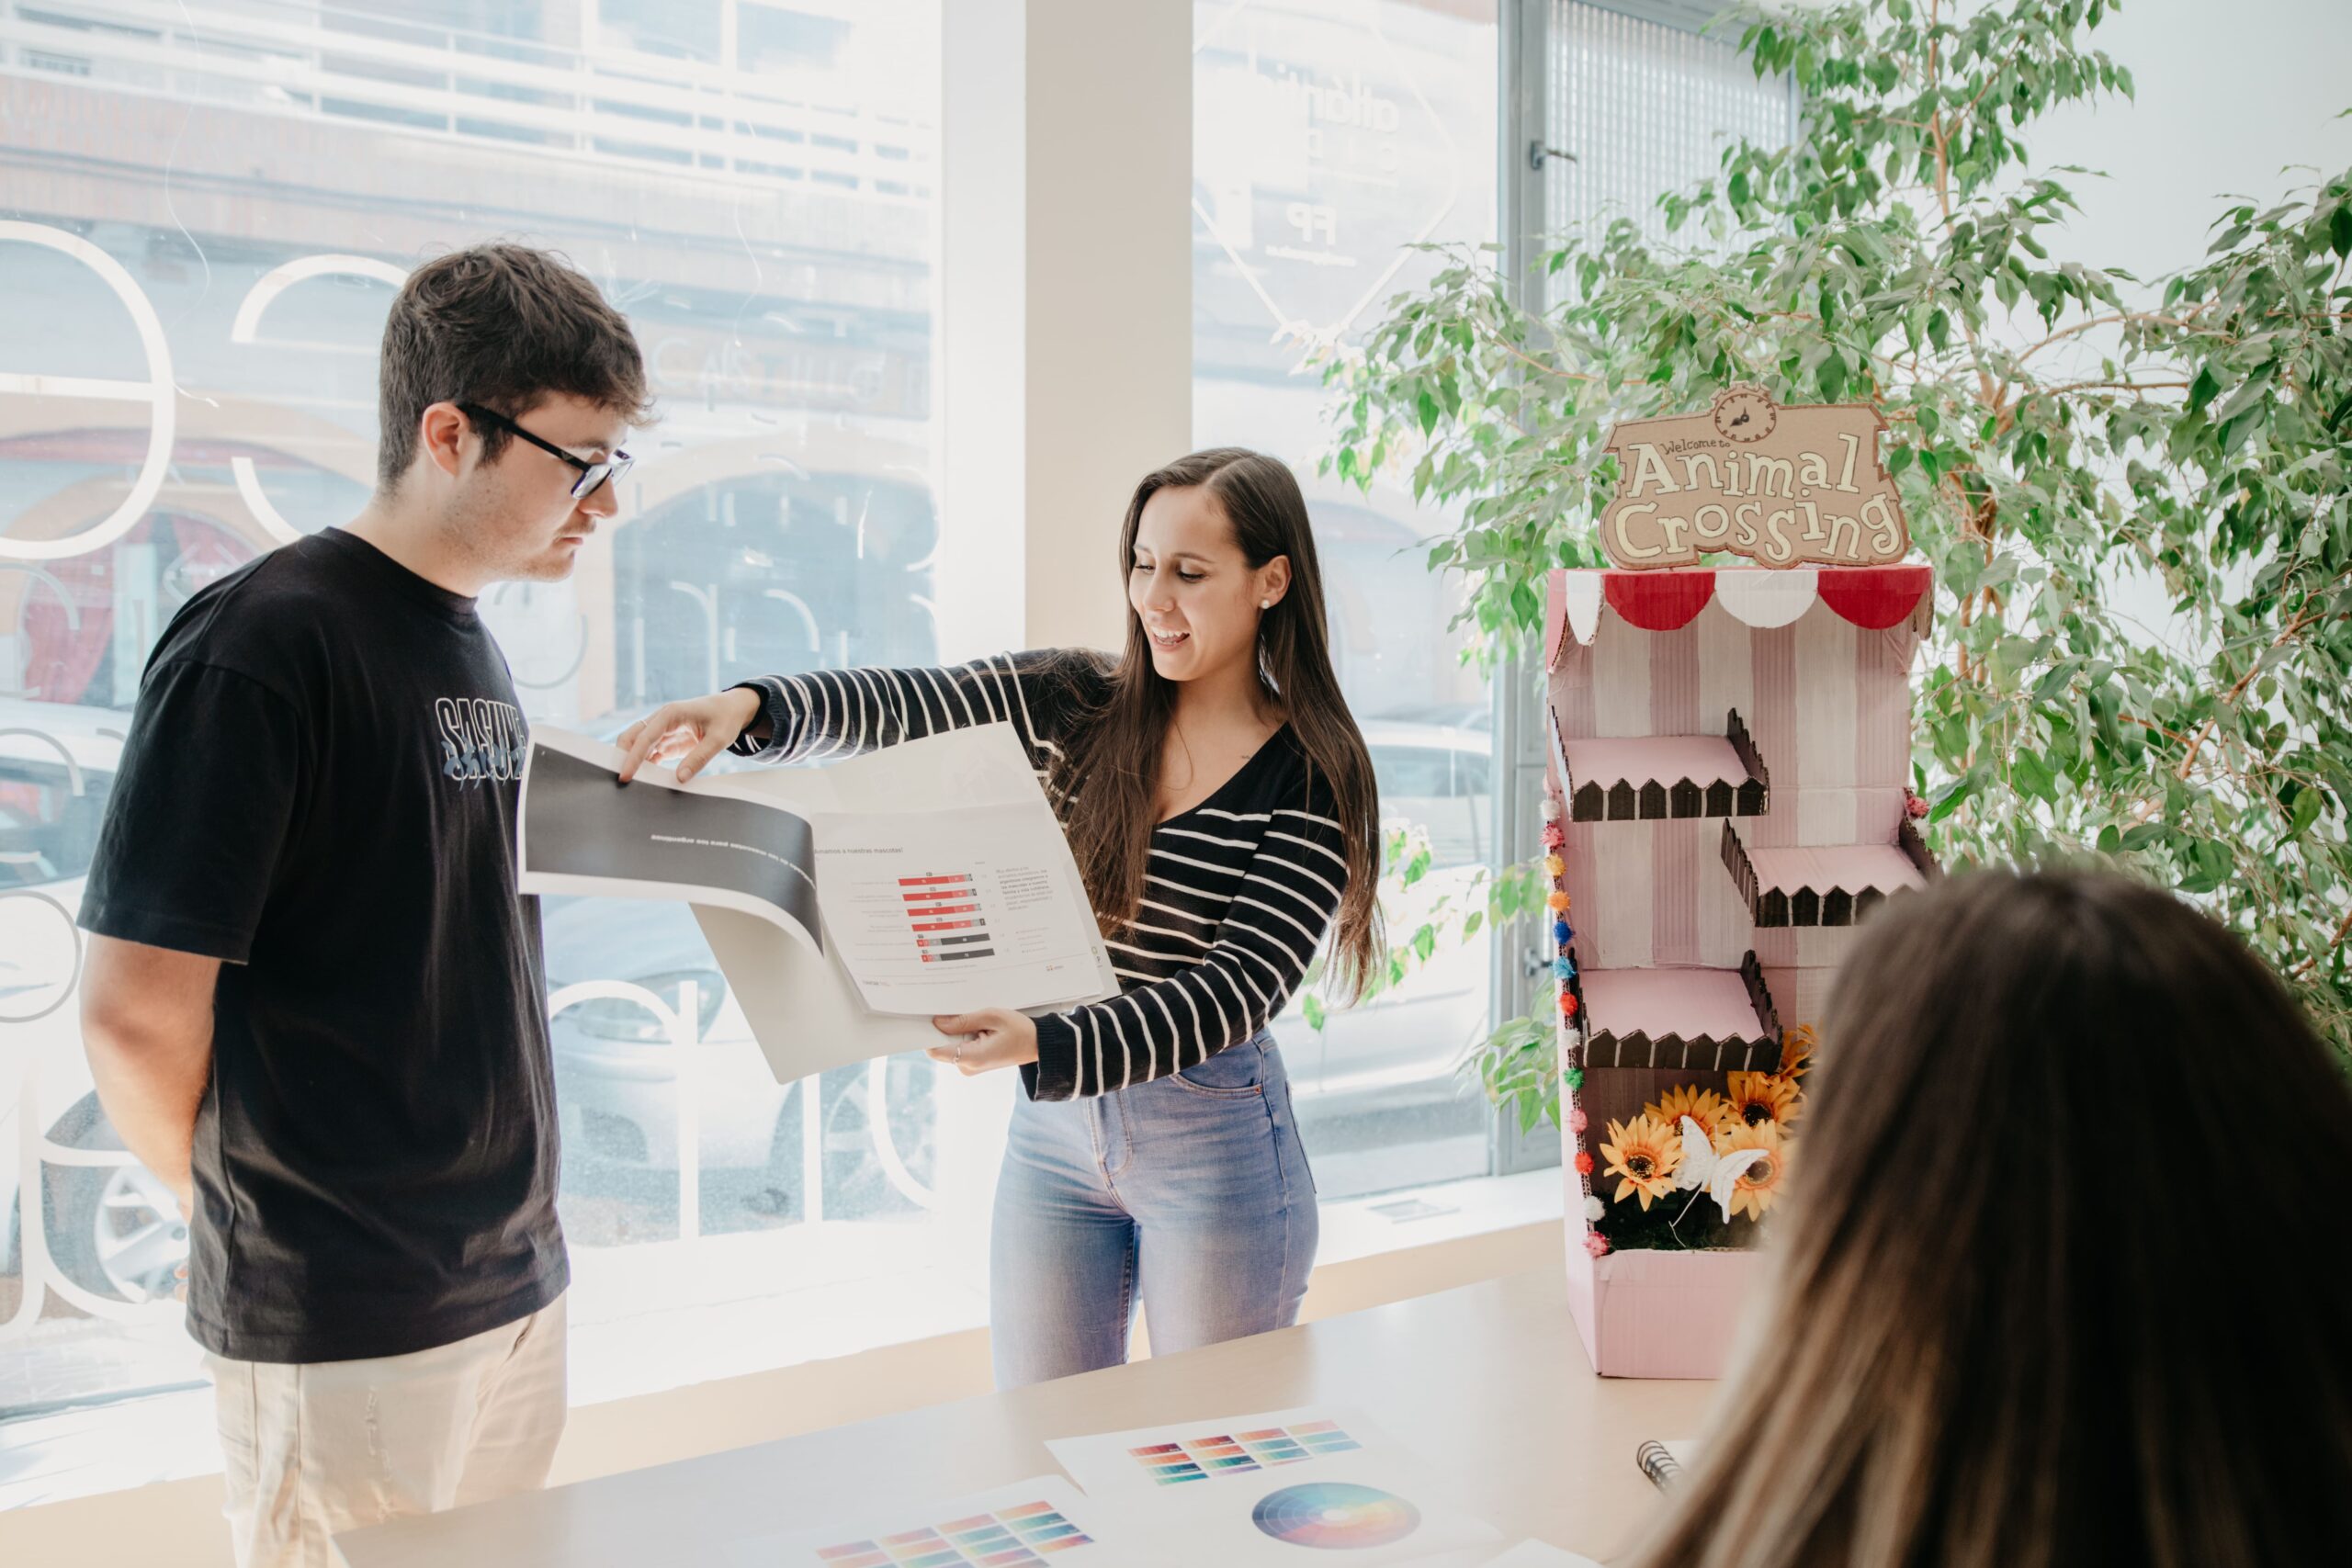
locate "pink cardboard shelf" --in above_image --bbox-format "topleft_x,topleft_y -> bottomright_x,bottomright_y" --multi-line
1719,818 -> 1939,928
1543,551 -> 1939,1378
1550,708 -> 1770,823
1566,953 -> 1781,1072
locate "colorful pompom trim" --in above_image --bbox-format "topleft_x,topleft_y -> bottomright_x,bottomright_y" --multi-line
1573,1150 -> 1594,1176
1552,919 -> 1571,946
1583,1232 -> 1611,1259
1546,890 -> 1572,912
1543,853 -> 1566,878
1541,795 -> 1564,822
1540,823 -> 1566,850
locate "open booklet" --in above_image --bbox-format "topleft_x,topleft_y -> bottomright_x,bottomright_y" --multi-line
518,721 -> 1120,1083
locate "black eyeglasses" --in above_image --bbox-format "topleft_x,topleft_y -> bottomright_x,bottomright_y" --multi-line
458,402 -> 634,500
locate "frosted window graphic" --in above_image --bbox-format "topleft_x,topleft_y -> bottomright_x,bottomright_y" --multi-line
0,0 -> 943,1447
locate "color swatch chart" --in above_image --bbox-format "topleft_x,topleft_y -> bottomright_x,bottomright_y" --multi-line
812,1501 -> 1092,1566
902,874 -> 995,963
1127,1419 -> 1363,1485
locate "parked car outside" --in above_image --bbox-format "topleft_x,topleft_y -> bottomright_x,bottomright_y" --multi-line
0,697 -> 189,1305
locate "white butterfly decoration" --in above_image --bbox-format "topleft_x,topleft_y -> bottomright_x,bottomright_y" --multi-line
1674,1116 -> 1773,1223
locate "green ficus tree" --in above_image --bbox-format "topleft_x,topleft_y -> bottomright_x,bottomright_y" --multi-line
1314,0 -> 2352,1128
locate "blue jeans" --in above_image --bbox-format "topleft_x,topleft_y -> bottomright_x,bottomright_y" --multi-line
989,1032 -> 1319,1388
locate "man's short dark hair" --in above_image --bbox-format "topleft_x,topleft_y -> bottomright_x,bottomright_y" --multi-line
377,243 -> 655,491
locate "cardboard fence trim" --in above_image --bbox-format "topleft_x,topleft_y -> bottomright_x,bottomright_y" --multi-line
1719,817 -> 1940,929
1563,949 -> 1782,1072
1550,707 -> 1770,824
1544,564 -> 1935,662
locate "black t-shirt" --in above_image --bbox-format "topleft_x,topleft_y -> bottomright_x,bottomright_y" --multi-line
79,527 -> 566,1364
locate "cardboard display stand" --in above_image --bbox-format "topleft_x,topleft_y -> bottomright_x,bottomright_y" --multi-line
1545,391 -> 1939,1378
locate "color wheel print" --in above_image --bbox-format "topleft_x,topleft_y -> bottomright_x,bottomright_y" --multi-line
1250,1483 -> 1423,1551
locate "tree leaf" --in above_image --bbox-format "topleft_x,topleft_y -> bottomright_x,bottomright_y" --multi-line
2188,364 -> 2222,415
2011,749 -> 2059,805
2290,785 -> 2325,839
1817,353 -> 1849,402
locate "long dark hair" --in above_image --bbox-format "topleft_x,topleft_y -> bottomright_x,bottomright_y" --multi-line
1057,448 -> 1382,1000
1632,870 -> 2352,1568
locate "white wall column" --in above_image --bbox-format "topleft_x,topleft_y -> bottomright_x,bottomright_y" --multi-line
938,0 -> 1193,658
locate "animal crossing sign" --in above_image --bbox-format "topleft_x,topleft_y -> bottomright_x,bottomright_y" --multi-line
1598,386 -> 1910,570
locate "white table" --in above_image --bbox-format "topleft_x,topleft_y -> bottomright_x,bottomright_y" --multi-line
335,1267 -> 1720,1566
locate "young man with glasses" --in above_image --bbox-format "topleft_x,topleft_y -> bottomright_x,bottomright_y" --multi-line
76,244 -> 651,1568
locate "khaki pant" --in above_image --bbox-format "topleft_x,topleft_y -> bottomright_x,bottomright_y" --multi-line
207,1293 -> 568,1568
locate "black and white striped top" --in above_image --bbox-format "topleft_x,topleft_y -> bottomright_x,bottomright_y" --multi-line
727,650 -> 1350,1102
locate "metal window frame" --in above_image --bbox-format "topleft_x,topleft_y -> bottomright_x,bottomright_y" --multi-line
1486,0 -> 1560,1177
1485,0 -> 1787,1176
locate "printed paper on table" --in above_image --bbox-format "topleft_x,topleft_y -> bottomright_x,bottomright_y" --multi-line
1476,1543 -> 1602,1568
720,1475 -> 1160,1568
1047,1407 -> 1503,1567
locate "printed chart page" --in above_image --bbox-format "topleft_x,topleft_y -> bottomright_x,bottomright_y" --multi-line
817,803 -> 1119,1015
522,722 -> 1116,1080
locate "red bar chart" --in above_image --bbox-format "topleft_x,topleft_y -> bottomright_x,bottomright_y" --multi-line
903,874 -> 995,962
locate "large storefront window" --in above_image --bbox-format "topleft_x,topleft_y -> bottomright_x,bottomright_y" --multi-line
1193,0 -> 1501,1199
1,0 -> 944,1448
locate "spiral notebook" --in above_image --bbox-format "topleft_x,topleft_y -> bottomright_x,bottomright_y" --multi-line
1635,1438 -> 1697,1492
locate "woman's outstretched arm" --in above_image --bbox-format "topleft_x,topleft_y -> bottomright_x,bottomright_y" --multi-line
616,649 -> 1091,782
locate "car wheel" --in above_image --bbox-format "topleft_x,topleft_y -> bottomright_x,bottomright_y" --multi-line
43,1097 -> 189,1305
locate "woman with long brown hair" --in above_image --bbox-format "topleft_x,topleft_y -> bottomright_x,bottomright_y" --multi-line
1631,870 -> 2352,1568
616,447 -> 1382,1386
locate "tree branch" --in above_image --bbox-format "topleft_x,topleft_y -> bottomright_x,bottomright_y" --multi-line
2172,570 -> 2352,782
2015,306 -> 2212,363
2290,903 -> 2352,979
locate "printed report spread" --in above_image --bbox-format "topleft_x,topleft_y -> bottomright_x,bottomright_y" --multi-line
518,722 -> 1120,1081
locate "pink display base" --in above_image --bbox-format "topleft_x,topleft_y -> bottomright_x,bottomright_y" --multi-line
1564,1167 -> 1764,1380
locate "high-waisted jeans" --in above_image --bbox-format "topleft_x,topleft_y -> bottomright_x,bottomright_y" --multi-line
989,1031 -> 1319,1388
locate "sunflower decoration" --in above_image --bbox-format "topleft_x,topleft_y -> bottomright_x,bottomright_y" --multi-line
1717,1124 -> 1792,1221
1724,1069 -> 1803,1138
1779,1023 -> 1818,1081
1645,1083 -> 1731,1140
1599,1114 -> 1682,1211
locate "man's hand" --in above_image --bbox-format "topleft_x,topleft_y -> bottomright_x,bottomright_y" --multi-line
615,687 -> 766,784
927,1010 -> 1040,1076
